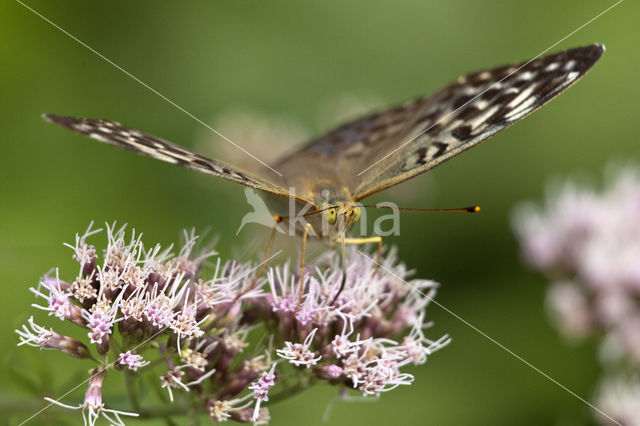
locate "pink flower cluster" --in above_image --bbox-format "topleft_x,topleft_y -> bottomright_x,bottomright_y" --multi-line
17,223 -> 447,424
513,166 -> 640,425
265,249 -> 450,396
513,168 -> 640,358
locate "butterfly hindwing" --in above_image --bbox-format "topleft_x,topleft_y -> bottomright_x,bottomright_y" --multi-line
43,114 -> 312,204
273,90 -> 433,202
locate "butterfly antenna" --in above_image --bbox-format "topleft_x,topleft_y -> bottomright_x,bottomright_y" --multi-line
359,205 -> 480,213
274,206 -> 334,223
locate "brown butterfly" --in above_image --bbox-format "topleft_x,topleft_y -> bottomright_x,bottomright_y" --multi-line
44,44 -> 604,303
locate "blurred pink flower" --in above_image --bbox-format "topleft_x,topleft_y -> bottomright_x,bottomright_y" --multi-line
596,375 -> 640,426
513,167 -> 640,364
513,165 -> 640,426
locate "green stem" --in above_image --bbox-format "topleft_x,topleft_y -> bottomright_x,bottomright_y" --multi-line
124,371 -> 140,411
268,379 -> 315,405
139,356 -> 168,372
137,404 -> 191,419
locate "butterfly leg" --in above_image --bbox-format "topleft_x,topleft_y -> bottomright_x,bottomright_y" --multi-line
343,236 -> 383,272
296,222 -> 318,313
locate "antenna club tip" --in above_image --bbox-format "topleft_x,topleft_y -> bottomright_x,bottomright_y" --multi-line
472,206 -> 481,213
273,215 -> 282,223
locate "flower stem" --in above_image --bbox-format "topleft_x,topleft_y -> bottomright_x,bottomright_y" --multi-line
268,379 -> 316,405
124,371 -> 140,411
137,404 -> 190,419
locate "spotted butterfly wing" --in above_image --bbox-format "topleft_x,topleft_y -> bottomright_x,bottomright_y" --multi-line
274,44 -> 604,203
45,45 -> 604,208
43,114 -> 313,205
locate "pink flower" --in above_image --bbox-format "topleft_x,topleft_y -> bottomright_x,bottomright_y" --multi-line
30,271 -> 83,323
44,368 -> 138,426
84,299 -> 120,345
320,364 -> 343,379
514,165 -> 640,425
276,328 -> 322,368
118,351 -> 149,371
16,316 -> 91,359
248,362 -> 277,421
513,166 -> 640,361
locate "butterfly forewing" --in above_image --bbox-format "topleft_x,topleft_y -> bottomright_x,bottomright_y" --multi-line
352,44 -> 604,199
45,45 -> 604,209
271,45 -> 604,202
43,114 -> 313,205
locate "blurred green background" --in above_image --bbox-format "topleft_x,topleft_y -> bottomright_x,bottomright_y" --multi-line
1,1 -> 637,424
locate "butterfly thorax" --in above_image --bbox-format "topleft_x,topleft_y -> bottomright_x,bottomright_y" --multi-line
299,179 -> 353,208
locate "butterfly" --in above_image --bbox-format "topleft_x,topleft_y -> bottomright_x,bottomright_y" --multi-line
44,44 -> 604,300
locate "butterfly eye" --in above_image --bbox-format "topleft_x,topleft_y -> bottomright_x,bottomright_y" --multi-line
325,207 -> 337,225
352,207 -> 361,223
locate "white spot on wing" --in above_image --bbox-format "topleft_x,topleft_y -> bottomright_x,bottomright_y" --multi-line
566,71 -> 580,82
154,153 -> 178,164
470,105 -> 499,130
462,86 -> 479,96
73,123 -> 93,132
517,71 -> 536,81
545,62 -> 560,72
475,99 -> 489,110
508,85 -> 536,108
89,133 -> 109,143
505,95 -> 537,120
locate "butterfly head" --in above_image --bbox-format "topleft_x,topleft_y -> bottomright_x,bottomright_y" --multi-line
321,201 -> 361,239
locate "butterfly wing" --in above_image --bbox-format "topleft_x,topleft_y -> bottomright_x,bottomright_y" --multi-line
353,44 -> 604,200
44,114 -> 313,205
274,44 -> 604,203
